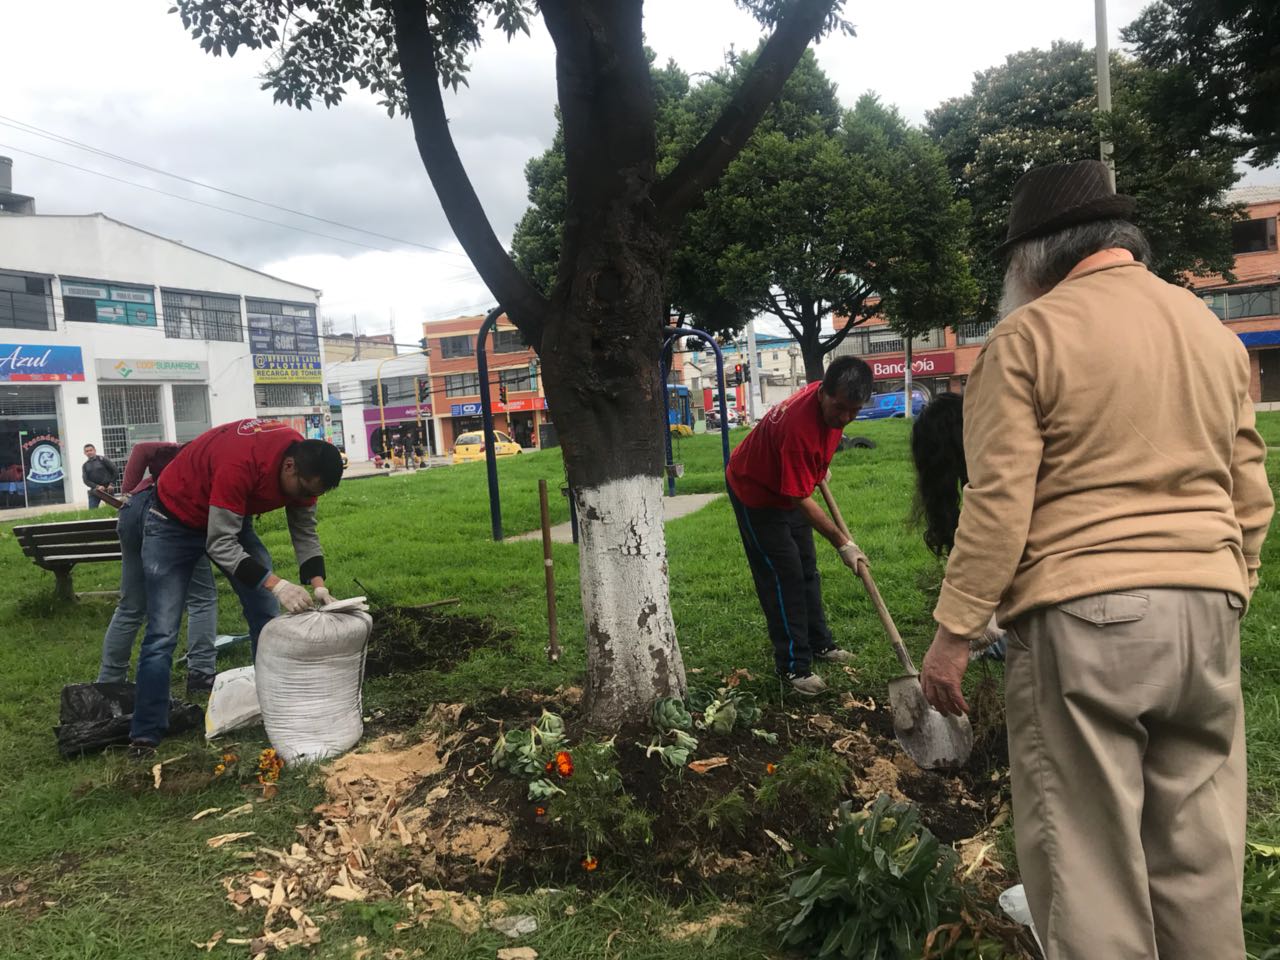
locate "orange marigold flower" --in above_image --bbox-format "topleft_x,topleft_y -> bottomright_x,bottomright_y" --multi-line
581,855 -> 598,872
214,764 -> 226,776
544,760 -> 555,774
222,753 -> 237,763
765,763 -> 778,775
554,751 -> 574,778
534,807 -> 546,817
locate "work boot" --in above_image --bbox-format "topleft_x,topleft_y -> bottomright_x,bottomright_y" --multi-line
783,671 -> 828,696
813,646 -> 855,664
186,670 -> 216,694
127,740 -> 157,760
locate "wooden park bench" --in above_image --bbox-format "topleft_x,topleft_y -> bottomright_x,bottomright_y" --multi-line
14,518 -> 122,601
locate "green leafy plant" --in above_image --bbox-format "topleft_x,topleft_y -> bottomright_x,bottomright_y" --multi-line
695,787 -> 751,835
652,696 -> 693,733
491,710 -> 565,777
343,900 -> 406,938
1244,842 -> 1280,959
776,795 -> 961,959
689,685 -> 762,734
756,745 -> 846,813
553,740 -> 654,854
639,728 -> 700,769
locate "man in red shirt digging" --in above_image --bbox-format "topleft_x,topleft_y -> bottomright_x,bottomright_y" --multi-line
128,419 -> 344,754
726,356 -> 873,695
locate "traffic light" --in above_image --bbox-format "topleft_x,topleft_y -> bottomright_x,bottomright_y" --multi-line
732,363 -> 742,385
418,337 -> 429,356
499,383 -> 508,405
417,377 -> 430,403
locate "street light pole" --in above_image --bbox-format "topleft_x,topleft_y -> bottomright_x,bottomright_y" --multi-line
1095,0 -> 1116,189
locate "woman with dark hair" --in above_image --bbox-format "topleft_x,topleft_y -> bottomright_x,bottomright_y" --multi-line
910,394 -> 1006,658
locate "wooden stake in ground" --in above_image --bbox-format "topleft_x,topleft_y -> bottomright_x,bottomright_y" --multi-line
538,479 -> 561,662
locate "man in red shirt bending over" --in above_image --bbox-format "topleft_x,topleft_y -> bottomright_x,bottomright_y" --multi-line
726,356 -> 873,695
129,419 -> 344,754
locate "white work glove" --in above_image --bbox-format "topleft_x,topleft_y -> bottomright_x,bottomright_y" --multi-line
837,541 -> 868,572
314,586 -> 335,606
271,578 -> 314,614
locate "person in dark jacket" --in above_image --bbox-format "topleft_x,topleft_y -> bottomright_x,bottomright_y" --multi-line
82,443 -> 118,509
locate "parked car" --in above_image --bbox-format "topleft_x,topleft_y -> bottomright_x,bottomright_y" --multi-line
452,430 -> 522,464
855,389 -> 928,421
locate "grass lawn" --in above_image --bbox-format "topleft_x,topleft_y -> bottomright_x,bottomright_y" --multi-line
1,414 -> 1277,958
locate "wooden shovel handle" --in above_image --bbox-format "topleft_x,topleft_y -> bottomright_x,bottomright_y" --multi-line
817,480 -> 919,676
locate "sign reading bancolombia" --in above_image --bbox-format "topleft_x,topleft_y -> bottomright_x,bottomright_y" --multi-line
96,358 -> 209,381
253,353 -> 323,384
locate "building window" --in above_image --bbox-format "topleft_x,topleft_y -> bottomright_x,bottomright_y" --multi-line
957,318 -> 999,345
440,335 -> 475,359
98,384 -> 164,466
1200,285 -> 1280,321
363,375 -> 421,406
172,384 -> 211,442
445,373 -> 481,397
1232,217 -> 1278,255
0,272 -> 54,331
253,383 -> 323,408
161,289 -> 242,342
63,280 -> 157,327
493,329 -> 526,353
499,366 -> 537,393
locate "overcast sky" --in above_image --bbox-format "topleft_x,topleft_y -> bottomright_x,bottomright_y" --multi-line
5,0 -> 1256,345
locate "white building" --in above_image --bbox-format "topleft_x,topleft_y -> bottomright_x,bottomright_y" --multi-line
325,353 -> 431,463
0,210 -> 323,512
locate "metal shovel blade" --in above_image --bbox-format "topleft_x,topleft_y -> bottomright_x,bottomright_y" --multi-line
888,674 -> 974,770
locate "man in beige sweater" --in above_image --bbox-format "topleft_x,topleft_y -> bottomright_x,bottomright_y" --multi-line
920,160 -> 1273,959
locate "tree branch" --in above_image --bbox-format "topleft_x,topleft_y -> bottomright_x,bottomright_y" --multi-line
390,0 -> 550,342
821,299 -> 879,352
652,0 -> 839,226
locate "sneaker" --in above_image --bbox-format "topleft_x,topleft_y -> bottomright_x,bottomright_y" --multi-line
127,740 -> 157,760
783,671 -> 828,696
186,670 -> 216,694
813,647 -> 855,664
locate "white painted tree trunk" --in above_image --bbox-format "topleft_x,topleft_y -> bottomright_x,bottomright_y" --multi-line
574,475 -> 687,726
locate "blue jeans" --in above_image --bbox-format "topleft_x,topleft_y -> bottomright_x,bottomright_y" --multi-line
97,489 -> 218,682
130,505 -> 279,745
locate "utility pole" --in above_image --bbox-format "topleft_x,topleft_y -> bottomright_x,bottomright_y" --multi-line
1095,0 -> 1116,189
745,318 -> 760,423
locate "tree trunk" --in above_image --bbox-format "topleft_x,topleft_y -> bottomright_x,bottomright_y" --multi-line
799,301 -> 826,383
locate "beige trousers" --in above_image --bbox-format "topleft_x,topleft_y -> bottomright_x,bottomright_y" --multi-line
1005,588 -> 1247,960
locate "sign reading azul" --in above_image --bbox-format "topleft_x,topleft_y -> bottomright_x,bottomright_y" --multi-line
96,358 -> 208,381
253,353 -> 323,384
870,352 -> 956,380
0,344 -> 85,382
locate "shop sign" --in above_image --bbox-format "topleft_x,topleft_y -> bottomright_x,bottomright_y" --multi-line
450,398 -> 547,417
363,403 -> 432,422
96,358 -> 208,381
23,434 -> 64,484
870,352 -> 955,380
0,344 -> 86,382
62,282 -> 157,327
252,353 -> 323,384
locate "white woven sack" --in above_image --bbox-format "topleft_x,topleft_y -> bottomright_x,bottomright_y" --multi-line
254,608 -> 372,763
205,665 -> 261,738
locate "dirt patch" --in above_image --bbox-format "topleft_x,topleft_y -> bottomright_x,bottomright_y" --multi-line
365,607 -> 514,679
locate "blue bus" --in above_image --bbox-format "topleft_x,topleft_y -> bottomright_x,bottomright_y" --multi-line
667,384 -> 693,428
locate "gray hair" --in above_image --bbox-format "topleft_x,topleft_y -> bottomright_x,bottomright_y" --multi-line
822,355 -> 874,405
1004,219 -> 1152,299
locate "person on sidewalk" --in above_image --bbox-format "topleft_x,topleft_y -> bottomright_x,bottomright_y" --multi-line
81,443 -> 118,509
96,441 -> 219,693
726,356 -> 873,696
919,160 -> 1273,959
129,419 -> 344,754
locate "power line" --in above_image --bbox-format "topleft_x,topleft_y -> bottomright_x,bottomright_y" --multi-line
0,115 -> 472,259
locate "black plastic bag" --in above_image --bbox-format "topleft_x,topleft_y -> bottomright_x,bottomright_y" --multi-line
55,682 -> 204,757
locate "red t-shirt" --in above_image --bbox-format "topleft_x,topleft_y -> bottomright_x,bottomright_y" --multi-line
726,381 -> 842,510
157,419 -> 315,528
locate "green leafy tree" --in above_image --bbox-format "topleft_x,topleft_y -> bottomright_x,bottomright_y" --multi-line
1124,0 -> 1280,168
927,41 -> 1241,319
172,0 -> 851,726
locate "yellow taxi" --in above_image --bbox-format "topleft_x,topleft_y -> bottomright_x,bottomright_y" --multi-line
452,430 -> 522,464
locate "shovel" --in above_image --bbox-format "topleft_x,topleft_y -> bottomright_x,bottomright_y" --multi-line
817,481 -> 973,770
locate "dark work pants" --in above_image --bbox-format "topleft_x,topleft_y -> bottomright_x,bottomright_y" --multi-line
728,485 -> 833,675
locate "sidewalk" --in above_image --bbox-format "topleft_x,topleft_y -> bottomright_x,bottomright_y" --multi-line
508,492 -> 723,544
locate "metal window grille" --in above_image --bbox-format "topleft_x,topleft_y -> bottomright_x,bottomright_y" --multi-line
98,384 -> 164,465
445,373 -> 481,397
0,389 -> 57,417
161,289 -> 243,342
957,319 -> 999,345
253,383 -> 322,408
498,368 -> 536,392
